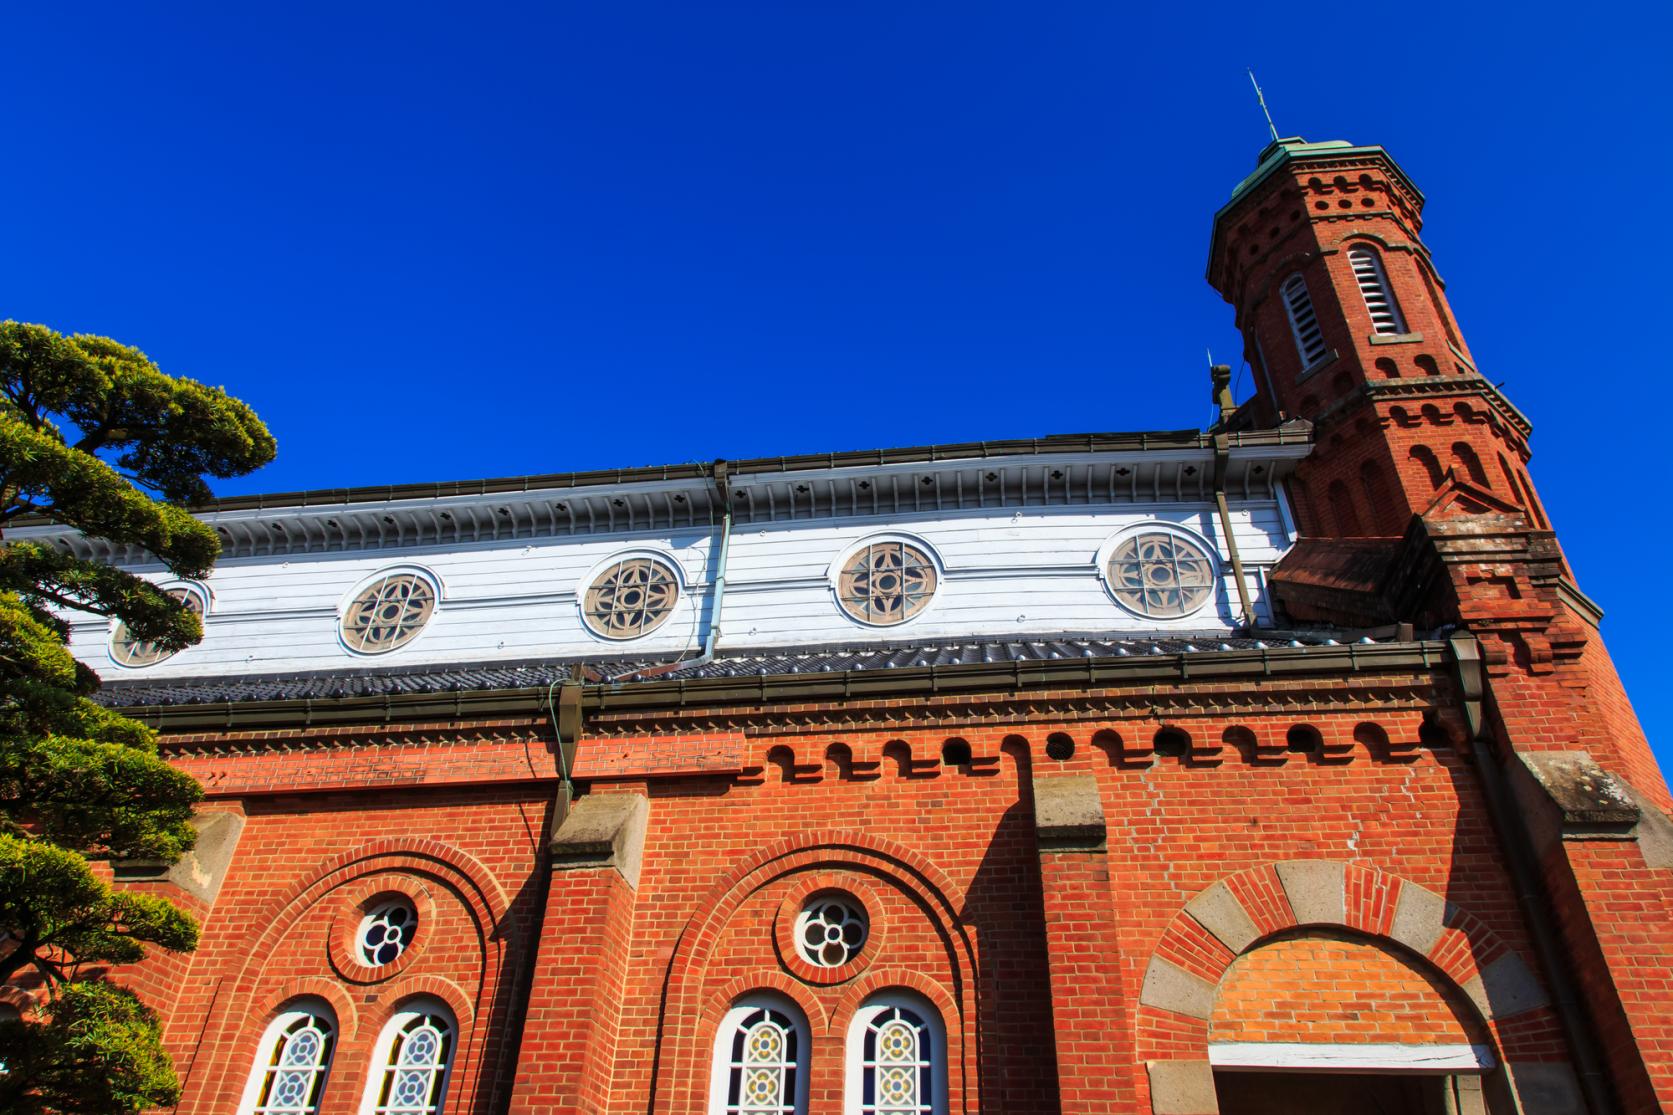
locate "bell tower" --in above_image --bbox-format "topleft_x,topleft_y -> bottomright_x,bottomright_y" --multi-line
1207,137 -> 1551,540
1207,136 -> 1673,1113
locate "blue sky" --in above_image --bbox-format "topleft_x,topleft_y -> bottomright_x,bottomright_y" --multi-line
5,3 -> 1670,765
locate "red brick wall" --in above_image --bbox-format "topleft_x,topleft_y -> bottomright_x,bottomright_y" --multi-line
1212,932 -> 1486,1045
112,662 -> 1635,1114
158,784 -> 553,1115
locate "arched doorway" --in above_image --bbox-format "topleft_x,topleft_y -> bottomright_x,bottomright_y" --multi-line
1209,930 -> 1494,1115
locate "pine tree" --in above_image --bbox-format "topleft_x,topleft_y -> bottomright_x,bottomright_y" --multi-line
0,321 -> 275,1113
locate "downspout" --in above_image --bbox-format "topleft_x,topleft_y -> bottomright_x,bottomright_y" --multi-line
1447,633 -> 1619,1115
1210,365 -> 1259,630
607,460 -> 732,683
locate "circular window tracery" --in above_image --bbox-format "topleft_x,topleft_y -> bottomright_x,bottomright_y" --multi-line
342,573 -> 436,654
111,586 -> 203,668
583,557 -> 679,639
1106,531 -> 1216,618
357,898 -> 417,967
837,541 -> 937,626
794,895 -> 868,968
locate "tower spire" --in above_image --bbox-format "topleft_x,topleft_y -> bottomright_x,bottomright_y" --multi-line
1247,69 -> 1280,143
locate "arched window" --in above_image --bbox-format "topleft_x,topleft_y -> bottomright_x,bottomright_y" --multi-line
1358,460 -> 1394,534
1450,442 -> 1489,486
708,995 -> 810,1115
1515,470 -> 1550,529
846,993 -> 947,1115
237,1001 -> 336,1115
1409,445 -> 1444,489
1280,274 -> 1329,368
360,999 -> 454,1115
1326,480 -> 1363,537
1347,246 -> 1407,335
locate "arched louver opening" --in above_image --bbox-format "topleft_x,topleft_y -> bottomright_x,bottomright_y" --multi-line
1280,274 -> 1328,368
1347,246 -> 1407,335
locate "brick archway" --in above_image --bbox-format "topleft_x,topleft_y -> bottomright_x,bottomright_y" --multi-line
180,841 -> 509,1115
650,833 -> 981,1115
1137,861 -> 1573,1115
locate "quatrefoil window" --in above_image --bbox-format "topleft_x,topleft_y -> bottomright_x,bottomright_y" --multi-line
794,895 -> 868,968
837,541 -> 937,626
1106,531 -> 1216,618
583,558 -> 679,639
342,573 -> 436,654
357,898 -> 417,967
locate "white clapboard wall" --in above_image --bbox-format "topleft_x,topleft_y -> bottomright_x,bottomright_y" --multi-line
54,495 -> 1295,680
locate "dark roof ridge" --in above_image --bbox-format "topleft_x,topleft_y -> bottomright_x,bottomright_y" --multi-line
158,425 -> 1311,516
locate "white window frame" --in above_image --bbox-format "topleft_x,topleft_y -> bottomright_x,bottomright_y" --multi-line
707,994 -> 811,1115
1347,245 -> 1408,335
235,1000 -> 336,1115
357,998 -> 456,1115
1279,273 -> 1329,369
844,992 -> 948,1115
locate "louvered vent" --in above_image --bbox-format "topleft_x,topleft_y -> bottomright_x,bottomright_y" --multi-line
1348,246 -> 1407,335
1280,274 -> 1328,367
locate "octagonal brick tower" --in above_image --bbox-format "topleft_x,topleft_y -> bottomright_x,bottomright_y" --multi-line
1211,137 -> 1673,1113
1207,137 -> 1550,540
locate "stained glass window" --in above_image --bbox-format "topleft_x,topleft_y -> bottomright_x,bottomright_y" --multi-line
111,585 -> 203,667
861,1007 -> 930,1115
342,574 -> 436,654
837,542 -> 937,626
239,1006 -> 334,1115
1106,532 -> 1215,618
846,996 -> 947,1115
357,899 -> 417,967
710,999 -> 808,1115
367,1008 -> 453,1115
583,558 -> 679,639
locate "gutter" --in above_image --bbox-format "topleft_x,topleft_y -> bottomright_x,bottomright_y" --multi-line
1447,633 -> 1619,1115
1211,365 -> 1259,628
605,460 -> 733,683
9,427 -> 1315,524
134,640 -> 1446,734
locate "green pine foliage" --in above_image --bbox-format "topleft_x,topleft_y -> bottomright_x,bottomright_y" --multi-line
0,321 -> 274,1113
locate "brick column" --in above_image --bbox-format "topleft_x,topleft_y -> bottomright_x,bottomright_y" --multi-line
1031,773 -> 1141,1114
507,792 -> 647,1115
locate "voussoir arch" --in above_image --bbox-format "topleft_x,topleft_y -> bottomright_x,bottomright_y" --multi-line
1138,861 -> 1553,1063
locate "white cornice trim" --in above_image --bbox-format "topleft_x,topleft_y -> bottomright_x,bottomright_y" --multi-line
1208,1041 -> 1495,1072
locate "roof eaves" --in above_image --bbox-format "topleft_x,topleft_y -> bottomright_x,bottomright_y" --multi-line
79,426 -> 1310,519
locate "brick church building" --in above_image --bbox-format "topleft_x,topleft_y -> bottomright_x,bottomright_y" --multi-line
28,132 -> 1673,1114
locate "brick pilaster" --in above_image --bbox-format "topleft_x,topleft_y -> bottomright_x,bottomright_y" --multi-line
507,792 -> 647,1114
1031,773 -> 1140,1114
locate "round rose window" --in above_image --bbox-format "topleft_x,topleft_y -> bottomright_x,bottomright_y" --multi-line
837,541 -> 937,626
111,586 -> 203,668
341,573 -> 436,654
794,895 -> 868,968
583,557 -> 679,639
357,898 -> 417,967
1106,531 -> 1216,618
